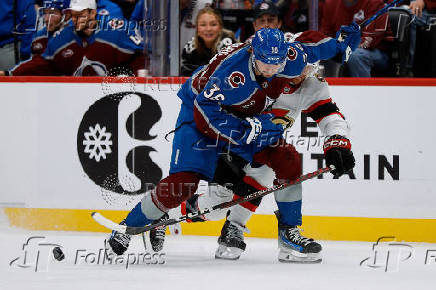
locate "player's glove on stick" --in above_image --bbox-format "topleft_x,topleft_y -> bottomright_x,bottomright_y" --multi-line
243,114 -> 283,144
323,135 -> 355,177
336,21 -> 361,63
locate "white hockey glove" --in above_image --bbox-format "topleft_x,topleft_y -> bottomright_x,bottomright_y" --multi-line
243,114 -> 284,145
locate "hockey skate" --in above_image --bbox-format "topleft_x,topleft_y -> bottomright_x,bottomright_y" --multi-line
275,211 -> 322,263
105,221 -> 131,259
149,213 -> 169,252
215,220 -> 247,260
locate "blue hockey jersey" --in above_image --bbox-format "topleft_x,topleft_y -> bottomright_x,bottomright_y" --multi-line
11,18 -> 144,76
179,31 -> 344,146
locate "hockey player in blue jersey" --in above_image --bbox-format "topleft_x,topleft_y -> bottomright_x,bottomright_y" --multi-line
106,26 -> 360,257
31,0 -> 70,56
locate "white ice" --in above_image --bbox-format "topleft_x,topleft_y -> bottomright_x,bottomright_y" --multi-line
1,228 -> 435,290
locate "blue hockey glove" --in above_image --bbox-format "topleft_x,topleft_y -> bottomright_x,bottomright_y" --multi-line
336,22 -> 361,63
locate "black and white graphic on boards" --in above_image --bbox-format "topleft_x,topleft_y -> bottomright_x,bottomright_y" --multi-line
77,92 -> 163,195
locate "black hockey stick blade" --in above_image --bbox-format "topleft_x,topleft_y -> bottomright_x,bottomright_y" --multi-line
91,166 -> 332,235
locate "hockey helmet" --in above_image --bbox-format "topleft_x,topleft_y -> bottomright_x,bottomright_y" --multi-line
252,28 -> 288,65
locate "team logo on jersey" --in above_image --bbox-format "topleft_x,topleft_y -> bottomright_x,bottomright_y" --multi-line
77,92 -> 163,202
98,9 -> 109,16
62,49 -> 74,58
272,115 -> 295,129
74,56 -> 107,76
108,19 -> 125,30
287,46 -> 297,61
228,71 -> 245,88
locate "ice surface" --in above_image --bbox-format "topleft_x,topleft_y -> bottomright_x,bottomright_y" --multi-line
1,228 -> 435,290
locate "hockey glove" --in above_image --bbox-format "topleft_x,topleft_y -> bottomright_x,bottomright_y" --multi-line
243,114 -> 284,145
323,135 -> 355,177
336,21 -> 361,63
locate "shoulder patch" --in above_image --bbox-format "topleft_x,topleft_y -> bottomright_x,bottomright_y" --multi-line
287,46 -> 298,61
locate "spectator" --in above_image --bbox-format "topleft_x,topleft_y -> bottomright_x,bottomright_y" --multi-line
1,0 -> 144,76
408,0 -> 436,76
0,0 -> 37,70
181,0 -> 213,53
320,0 -> 391,77
252,0 -> 282,32
31,0 -> 70,56
181,7 -> 236,76
97,0 -> 126,19
278,0 -> 309,33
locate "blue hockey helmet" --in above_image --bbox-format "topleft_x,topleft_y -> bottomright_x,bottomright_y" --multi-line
43,0 -> 70,11
252,28 -> 288,65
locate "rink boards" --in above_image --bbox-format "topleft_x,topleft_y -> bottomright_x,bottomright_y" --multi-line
1,77 -> 436,242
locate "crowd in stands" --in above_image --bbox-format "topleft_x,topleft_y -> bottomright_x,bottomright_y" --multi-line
0,0 -> 435,77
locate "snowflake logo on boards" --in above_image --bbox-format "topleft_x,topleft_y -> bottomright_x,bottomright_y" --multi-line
83,124 -> 113,162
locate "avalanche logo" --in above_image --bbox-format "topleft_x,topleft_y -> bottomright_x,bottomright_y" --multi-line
77,92 -> 163,196
287,46 -> 297,61
228,71 -> 245,88
74,56 -> 107,76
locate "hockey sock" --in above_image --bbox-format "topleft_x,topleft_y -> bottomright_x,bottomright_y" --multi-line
125,202 -> 153,227
276,200 -> 302,226
227,204 -> 253,227
125,192 -> 166,227
274,182 -> 302,226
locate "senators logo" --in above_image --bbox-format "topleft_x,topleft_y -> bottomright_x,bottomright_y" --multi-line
228,71 -> 245,88
287,46 -> 298,61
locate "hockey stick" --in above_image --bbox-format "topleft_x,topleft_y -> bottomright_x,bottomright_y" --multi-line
359,0 -> 404,30
338,0 -> 404,62
91,166 -> 333,235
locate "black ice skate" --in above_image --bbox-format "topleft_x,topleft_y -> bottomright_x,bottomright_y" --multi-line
215,220 -> 247,260
275,211 -> 322,263
105,221 -> 131,257
149,213 -> 169,252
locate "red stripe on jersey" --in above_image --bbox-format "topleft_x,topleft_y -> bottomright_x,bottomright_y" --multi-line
295,30 -> 330,44
303,98 -> 332,113
315,112 -> 345,123
268,108 -> 289,117
229,177 -> 267,213
243,176 -> 267,190
232,194 -> 259,212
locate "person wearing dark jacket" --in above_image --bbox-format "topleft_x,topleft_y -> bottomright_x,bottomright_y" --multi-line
181,7 -> 236,76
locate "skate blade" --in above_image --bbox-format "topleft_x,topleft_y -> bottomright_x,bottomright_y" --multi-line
215,244 -> 243,260
278,249 -> 322,264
